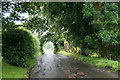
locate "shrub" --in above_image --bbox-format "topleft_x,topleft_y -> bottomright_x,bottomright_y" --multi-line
2,27 -> 40,67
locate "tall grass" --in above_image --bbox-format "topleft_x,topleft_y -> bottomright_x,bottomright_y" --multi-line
58,51 -> 119,71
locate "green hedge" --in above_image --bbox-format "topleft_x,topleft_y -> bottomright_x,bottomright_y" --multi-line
2,27 -> 40,67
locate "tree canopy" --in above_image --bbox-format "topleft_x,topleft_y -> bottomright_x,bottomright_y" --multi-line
2,2 -> 120,60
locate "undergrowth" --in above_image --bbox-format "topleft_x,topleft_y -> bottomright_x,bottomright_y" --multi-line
58,51 -> 119,71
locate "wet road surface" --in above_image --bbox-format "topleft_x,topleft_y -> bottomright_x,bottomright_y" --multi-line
30,53 -> 118,78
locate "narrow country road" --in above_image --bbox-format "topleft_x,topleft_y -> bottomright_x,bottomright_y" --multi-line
30,53 -> 118,78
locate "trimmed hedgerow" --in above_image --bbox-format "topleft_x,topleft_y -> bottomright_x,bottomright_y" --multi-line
2,27 -> 40,67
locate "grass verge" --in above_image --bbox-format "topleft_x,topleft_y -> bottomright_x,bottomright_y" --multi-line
0,56 -> 2,79
58,51 -> 119,71
2,61 -> 28,78
2,52 -> 42,78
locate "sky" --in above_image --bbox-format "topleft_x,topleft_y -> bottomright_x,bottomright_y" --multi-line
42,31 -> 48,36
3,11 -> 48,36
4,13 -> 29,25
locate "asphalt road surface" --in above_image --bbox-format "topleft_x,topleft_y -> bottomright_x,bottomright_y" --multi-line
30,53 -> 118,78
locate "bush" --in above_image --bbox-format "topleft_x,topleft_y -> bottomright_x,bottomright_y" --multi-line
2,27 -> 40,67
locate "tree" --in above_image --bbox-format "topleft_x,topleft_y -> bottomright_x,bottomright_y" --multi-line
40,2 -> 119,59
40,2 -> 95,54
2,2 -> 119,60
83,3 -> 119,58
2,2 -> 43,30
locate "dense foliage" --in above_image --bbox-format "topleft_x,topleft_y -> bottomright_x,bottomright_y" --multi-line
2,2 -> 119,61
82,3 -> 119,60
2,27 -> 40,67
40,2 -> 119,60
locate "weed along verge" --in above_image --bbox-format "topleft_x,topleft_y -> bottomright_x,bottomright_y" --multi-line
58,51 -> 119,71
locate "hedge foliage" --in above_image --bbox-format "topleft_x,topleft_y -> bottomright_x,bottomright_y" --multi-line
2,27 -> 40,67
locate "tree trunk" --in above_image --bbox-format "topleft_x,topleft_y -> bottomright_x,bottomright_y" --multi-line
101,45 -> 110,58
